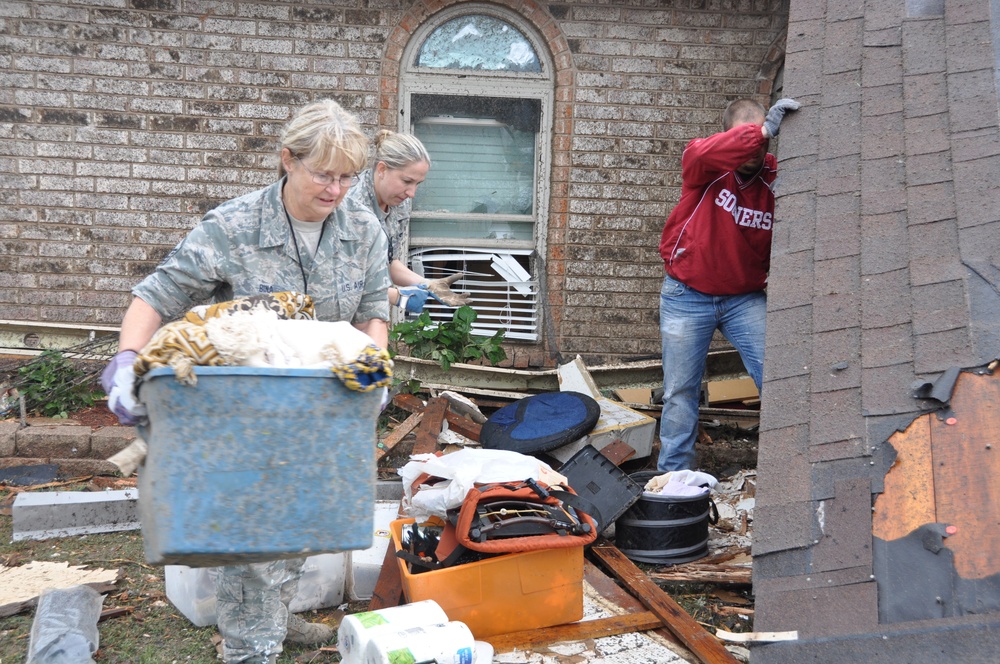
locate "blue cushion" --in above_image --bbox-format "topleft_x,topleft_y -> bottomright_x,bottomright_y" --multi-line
480,392 -> 601,454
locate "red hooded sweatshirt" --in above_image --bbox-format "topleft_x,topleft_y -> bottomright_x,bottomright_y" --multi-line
658,123 -> 776,296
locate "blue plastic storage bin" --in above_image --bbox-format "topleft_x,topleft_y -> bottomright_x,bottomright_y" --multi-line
137,366 -> 380,567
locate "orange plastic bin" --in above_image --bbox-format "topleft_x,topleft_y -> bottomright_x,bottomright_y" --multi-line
389,518 -> 584,638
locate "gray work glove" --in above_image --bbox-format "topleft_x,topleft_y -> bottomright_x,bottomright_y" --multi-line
422,273 -> 472,307
763,98 -> 801,137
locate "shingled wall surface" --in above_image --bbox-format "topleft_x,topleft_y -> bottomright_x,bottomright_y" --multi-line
0,0 -> 788,367
752,0 -> 1000,660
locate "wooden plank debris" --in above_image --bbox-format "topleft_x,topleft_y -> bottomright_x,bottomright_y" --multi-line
393,393 -> 482,441
377,411 -> 422,461
368,537 -> 405,611
487,612 -> 665,653
588,538 -> 739,664
647,564 -> 751,586
715,629 -> 796,643
411,397 -> 448,456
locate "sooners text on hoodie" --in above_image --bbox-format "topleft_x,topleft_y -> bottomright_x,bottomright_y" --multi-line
658,123 -> 776,296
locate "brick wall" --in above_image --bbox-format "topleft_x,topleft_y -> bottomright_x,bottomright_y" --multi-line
0,0 -> 788,366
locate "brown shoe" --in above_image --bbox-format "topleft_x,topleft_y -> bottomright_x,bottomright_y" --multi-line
285,613 -> 334,645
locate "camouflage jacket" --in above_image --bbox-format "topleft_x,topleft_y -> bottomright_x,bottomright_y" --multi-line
345,168 -> 410,266
133,178 -> 391,324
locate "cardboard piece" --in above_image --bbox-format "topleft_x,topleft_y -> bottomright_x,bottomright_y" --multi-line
613,388 -> 655,405
705,377 -> 758,405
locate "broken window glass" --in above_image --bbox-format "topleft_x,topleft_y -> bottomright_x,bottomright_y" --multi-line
416,15 -> 541,72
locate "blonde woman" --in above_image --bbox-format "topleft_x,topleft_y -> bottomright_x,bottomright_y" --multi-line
346,129 -> 470,314
102,99 -> 390,663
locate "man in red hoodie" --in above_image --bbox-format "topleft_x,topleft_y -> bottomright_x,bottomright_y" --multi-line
657,97 -> 800,471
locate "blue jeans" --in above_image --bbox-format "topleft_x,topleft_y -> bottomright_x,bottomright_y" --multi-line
658,274 -> 766,471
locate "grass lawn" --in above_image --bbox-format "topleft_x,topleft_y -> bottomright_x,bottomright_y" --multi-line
0,480 -> 352,663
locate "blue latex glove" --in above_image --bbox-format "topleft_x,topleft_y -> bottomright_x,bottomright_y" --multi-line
763,98 -> 800,137
100,350 -> 147,426
398,286 -> 439,314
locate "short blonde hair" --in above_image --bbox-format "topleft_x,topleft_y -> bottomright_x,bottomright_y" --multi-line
373,129 -> 431,170
279,99 -> 368,177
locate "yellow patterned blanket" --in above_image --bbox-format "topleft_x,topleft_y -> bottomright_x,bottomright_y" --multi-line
134,291 -> 391,392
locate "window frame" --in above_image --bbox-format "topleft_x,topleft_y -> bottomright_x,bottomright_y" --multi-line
399,4 -> 553,256
397,5 -> 554,343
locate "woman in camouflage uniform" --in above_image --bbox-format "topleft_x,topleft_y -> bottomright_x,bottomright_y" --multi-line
102,99 -> 391,663
346,129 -> 434,315
346,130 -> 471,316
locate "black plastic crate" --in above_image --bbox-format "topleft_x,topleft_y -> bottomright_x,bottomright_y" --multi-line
558,444 -> 644,533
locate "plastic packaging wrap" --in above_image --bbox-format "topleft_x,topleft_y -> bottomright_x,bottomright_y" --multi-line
26,585 -> 104,664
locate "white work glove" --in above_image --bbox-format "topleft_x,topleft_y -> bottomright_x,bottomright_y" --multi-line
763,98 -> 801,137
422,273 -> 472,307
100,350 -> 148,426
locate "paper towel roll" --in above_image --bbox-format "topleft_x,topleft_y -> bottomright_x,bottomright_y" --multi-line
337,599 -> 449,664
475,640 -> 494,664
362,621 -> 475,664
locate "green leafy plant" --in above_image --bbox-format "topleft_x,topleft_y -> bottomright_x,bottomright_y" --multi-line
15,350 -> 102,418
390,305 -> 507,371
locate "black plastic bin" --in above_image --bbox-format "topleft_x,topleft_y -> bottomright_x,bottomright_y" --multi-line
614,470 -> 718,565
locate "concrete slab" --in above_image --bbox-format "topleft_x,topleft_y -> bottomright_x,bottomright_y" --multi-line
12,489 -> 139,541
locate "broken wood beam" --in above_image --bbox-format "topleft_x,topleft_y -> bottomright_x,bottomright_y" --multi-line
98,606 -> 133,622
367,507 -> 406,610
394,393 -> 482,441
588,538 -> 739,664
583,560 -> 688,652
487,611 -> 664,653
377,411 -> 422,461
647,564 -> 752,586
411,397 -> 448,456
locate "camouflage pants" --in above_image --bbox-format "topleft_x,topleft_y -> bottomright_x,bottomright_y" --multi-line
213,558 -> 306,663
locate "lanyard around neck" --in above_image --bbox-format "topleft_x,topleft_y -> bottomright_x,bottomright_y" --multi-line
282,204 -> 327,295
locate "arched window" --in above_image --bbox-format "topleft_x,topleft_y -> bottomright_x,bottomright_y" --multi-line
400,6 -> 553,342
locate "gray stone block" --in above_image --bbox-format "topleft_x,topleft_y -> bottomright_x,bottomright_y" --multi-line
16,425 -> 91,457
376,479 -> 403,501
0,421 -> 18,456
90,427 -> 138,458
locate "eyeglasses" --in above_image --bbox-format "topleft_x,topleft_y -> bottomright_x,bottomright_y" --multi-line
294,156 -> 359,188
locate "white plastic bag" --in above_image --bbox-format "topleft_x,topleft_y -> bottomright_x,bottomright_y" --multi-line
398,448 -> 567,521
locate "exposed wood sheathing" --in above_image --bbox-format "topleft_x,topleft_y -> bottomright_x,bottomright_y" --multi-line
875,371 -> 1000,580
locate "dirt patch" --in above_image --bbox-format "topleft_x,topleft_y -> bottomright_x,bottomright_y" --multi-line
695,423 -> 759,478
1,401 -> 121,431
66,401 -> 121,429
